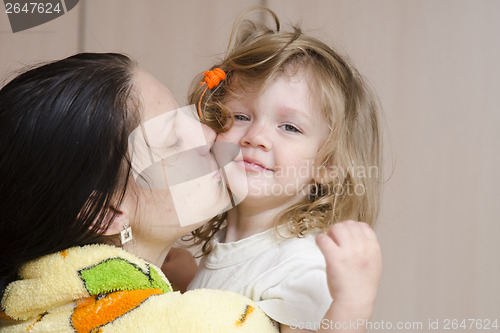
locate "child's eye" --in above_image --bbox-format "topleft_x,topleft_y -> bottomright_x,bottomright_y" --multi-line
279,124 -> 302,133
234,113 -> 250,121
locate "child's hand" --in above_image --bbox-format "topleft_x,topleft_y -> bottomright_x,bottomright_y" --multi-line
161,247 -> 198,293
316,220 -> 382,308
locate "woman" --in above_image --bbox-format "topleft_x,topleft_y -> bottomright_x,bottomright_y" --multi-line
0,53 -> 379,333
0,53 -> 278,332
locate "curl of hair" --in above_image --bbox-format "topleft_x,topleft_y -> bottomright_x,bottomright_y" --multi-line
0,53 -> 138,291
187,7 -> 382,256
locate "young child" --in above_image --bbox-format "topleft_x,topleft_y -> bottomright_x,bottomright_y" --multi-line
185,8 -> 382,332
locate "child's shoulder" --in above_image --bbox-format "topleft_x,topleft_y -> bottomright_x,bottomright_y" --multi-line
274,225 -> 325,263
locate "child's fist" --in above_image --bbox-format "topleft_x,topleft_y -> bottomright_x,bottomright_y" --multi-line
316,220 -> 382,307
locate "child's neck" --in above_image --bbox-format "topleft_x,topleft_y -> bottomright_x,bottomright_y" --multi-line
224,206 -> 280,243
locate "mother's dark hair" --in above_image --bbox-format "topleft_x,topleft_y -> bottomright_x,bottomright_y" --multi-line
0,53 -> 137,291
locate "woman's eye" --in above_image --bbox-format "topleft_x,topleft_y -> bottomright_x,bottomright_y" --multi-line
234,114 -> 250,121
280,124 -> 302,133
165,138 -> 181,150
170,139 -> 180,148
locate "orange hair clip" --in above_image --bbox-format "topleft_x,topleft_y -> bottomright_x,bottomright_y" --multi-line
198,68 -> 226,120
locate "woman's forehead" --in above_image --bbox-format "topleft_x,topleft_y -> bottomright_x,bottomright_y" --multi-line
134,68 -> 179,122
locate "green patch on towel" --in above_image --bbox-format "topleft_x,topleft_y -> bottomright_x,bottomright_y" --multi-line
79,258 -> 171,295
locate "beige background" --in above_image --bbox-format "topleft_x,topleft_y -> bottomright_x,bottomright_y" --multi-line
1,0 -> 499,331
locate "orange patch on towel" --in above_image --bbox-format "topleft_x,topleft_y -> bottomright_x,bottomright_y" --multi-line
0,308 -> 12,320
71,289 -> 162,333
26,314 -> 43,331
235,305 -> 255,327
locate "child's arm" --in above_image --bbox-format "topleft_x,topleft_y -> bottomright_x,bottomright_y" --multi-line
281,220 -> 382,333
161,247 -> 198,293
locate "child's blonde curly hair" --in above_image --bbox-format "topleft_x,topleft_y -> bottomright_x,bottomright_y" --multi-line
187,7 -> 382,256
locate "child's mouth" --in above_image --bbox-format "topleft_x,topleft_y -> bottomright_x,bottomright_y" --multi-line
242,158 -> 272,172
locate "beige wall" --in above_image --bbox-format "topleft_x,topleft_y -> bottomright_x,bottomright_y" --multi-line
1,0 -> 499,330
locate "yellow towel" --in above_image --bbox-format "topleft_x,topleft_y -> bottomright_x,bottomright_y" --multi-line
0,244 -> 277,332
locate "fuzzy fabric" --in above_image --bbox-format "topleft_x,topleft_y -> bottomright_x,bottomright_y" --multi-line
0,244 -> 277,332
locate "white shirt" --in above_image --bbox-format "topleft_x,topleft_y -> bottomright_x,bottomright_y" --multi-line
188,226 -> 332,327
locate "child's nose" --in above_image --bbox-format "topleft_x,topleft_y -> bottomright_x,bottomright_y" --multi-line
240,122 -> 271,151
